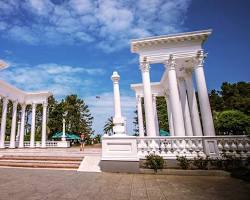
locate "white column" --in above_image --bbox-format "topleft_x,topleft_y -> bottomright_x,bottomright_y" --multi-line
194,51 -> 215,136
165,56 -> 186,136
111,71 -> 125,135
0,97 -> 8,148
165,95 -> 175,136
9,101 -> 18,148
185,71 -> 203,136
16,121 -> 21,141
19,104 -> 26,148
136,95 -> 144,137
41,102 -> 48,148
178,78 -> 194,136
62,118 -> 66,141
112,71 -> 122,119
152,94 -> 160,136
140,59 -> 156,137
30,103 -> 36,148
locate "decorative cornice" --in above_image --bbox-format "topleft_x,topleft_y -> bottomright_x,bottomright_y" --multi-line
131,29 -> 212,53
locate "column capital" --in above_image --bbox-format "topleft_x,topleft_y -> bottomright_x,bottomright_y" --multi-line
195,50 -> 207,68
43,101 -> 48,107
152,94 -> 157,101
140,57 -> 150,73
164,54 -> 176,71
21,103 -> 26,110
32,103 -> 37,109
136,95 -> 142,103
12,100 -> 18,107
2,97 -> 9,105
111,71 -> 120,83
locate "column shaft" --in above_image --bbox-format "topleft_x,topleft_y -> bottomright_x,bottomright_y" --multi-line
178,78 -> 194,136
140,61 -> 156,137
10,101 -> 18,148
30,103 -> 36,148
0,98 -> 8,148
166,57 -> 186,136
19,104 -> 26,148
152,95 -> 160,136
137,96 -> 144,137
165,96 -> 175,136
185,74 -> 203,136
41,103 -> 47,148
194,53 -> 215,136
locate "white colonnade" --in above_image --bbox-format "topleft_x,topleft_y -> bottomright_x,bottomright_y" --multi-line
130,30 -> 216,137
0,79 -> 51,148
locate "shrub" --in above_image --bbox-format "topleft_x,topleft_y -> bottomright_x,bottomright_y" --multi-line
193,156 -> 209,170
176,156 -> 191,169
145,154 -> 164,173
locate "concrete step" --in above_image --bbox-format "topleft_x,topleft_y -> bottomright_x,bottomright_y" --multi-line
0,155 -> 83,161
0,159 -> 81,164
0,155 -> 83,170
0,161 -> 80,169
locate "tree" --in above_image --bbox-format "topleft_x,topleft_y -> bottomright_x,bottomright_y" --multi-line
209,89 -> 224,112
156,97 -> 169,132
220,82 -> 250,115
214,110 -> 250,135
103,117 -> 114,135
63,95 -> 94,136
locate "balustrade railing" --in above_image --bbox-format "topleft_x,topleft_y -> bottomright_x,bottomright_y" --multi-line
4,141 -> 61,148
136,135 -> 250,159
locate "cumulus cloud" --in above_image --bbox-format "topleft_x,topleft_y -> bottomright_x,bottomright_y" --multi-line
0,0 -> 191,51
0,62 -> 105,97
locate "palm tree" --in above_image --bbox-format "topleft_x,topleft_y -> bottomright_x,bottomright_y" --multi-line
103,117 -> 114,135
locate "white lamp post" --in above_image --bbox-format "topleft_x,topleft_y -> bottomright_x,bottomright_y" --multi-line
62,111 -> 67,141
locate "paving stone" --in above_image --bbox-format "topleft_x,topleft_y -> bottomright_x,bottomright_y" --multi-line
0,168 -> 250,200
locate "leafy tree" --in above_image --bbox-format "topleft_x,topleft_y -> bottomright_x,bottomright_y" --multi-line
103,117 -> 114,135
156,96 -> 169,132
209,89 -> 224,112
220,82 -> 250,115
214,110 -> 250,135
62,95 -> 94,136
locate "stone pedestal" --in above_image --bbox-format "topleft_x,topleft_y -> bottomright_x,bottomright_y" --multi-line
101,135 -> 139,172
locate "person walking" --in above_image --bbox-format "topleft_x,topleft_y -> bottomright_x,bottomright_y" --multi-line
80,134 -> 85,151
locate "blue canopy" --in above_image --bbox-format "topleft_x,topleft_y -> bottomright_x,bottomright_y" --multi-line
51,132 -> 80,140
159,129 -> 170,136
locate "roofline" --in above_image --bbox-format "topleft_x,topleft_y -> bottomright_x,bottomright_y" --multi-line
131,29 -> 212,44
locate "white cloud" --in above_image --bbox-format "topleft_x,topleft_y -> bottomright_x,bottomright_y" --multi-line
85,92 -> 136,135
0,62 -> 105,97
0,0 -> 191,51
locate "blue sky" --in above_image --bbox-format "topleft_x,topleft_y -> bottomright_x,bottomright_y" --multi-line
0,0 -> 250,135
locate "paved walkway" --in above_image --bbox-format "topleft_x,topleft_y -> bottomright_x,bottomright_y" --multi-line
0,146 -> 101,158
0,168 -> 249,200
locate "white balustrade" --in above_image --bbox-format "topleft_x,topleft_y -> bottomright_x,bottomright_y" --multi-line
136,135 -> 250,159
4,141 -> 63,148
